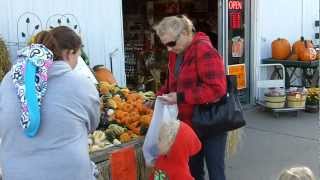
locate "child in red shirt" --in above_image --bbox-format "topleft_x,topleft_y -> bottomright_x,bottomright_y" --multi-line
151,120 -> 201,180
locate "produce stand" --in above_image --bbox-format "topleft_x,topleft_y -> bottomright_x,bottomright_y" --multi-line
261,58 -> 319,88
90,138 -> 151,180
256,64 -> 305,117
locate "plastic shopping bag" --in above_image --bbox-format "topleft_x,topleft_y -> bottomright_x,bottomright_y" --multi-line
142,98 -> 178,166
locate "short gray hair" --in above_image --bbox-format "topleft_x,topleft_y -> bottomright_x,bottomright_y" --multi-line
153,15 -> 194,38
158,120 -> 180,155
278,167 -> 315,180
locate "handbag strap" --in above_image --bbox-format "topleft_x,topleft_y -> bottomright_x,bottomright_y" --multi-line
193,49 -> 237,95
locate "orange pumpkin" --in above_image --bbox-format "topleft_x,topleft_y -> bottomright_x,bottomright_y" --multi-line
299,48 -> 317,61
288,53 -> 298,61
292,37 -> 314,58
272,38 -> 291,60
93,65 -> 117,84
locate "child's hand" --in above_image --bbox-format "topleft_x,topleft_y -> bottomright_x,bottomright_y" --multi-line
144,100 -> 155,109
158,92 -> 177,105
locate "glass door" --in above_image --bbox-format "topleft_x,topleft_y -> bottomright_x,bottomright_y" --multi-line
219,0 -> 251,104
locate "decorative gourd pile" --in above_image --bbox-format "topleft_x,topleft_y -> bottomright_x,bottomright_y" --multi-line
99,82 -> 153,135
88,66 -> 155,153
272,37 -> 318,61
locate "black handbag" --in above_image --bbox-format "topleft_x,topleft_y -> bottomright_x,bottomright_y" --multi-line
192,75 -> 246,138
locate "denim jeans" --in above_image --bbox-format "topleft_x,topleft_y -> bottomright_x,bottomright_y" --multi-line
189,132 -> 227,180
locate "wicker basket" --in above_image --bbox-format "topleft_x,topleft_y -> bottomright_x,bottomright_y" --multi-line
264,95 -> 286,108
287,95 -> 306,108
264,95 -> 286,102
265,101 -> 285,109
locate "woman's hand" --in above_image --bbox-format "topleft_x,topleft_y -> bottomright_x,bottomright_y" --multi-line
144,100 -> 155,109
158,92 -> 177,105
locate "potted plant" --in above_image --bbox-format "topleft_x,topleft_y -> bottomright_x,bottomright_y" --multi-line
305,89 -> 319,113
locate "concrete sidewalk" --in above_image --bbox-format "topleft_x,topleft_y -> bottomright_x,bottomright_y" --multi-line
225,107 -> 319,180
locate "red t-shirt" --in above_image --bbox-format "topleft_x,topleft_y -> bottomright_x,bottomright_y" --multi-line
151,122 -> 202,180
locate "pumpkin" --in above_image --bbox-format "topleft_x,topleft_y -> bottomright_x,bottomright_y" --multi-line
271,38 -> 291,60
292,37 -> 314,58
288,53 -> 298,61
93,65 -> 117,84
299,48 -> 317,61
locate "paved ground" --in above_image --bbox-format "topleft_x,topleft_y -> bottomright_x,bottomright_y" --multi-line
0,107 -> 318,180
224,107 -> 319,180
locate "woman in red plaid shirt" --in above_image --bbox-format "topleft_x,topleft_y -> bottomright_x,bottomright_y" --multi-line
153,15 -> 227,180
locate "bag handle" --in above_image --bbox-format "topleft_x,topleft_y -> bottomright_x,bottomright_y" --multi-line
193,48 -> 237,95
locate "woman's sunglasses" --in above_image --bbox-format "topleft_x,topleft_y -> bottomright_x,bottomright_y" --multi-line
164,33 -> 181,48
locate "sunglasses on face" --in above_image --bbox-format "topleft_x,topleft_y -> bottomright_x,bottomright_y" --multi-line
165,40 -> 177,48
164,33 -> 181,48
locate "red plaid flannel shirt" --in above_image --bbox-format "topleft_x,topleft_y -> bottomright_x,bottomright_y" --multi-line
157,32 -> 227,126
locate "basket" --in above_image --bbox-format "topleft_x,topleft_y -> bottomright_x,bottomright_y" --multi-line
264,95 -> 286,102
287,95 -> 306,108
265,101 -> 285,109
264,95 -> 286,108
287,95 -> 307,101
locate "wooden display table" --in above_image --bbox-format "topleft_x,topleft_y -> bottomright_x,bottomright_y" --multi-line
90,138 -> 151,180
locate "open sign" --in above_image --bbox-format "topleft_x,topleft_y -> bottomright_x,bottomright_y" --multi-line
229,0 -> 243,10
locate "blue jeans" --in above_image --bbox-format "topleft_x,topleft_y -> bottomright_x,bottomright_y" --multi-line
189,132 -> 227,180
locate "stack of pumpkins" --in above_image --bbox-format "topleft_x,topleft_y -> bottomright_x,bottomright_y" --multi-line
272,37 -> 319,61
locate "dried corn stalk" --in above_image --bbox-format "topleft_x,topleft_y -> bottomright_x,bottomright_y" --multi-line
226,128 -> 243,158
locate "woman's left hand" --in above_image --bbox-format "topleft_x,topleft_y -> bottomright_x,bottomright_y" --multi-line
158,92 -> 177,105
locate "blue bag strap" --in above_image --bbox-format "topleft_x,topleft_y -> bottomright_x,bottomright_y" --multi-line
24,58 -> 41,137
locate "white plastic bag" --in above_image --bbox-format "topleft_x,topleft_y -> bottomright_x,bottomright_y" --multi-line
142,98 -> 178,166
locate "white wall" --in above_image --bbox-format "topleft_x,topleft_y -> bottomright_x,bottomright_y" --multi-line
0,0 -> 126,86
258,0 -> 320,59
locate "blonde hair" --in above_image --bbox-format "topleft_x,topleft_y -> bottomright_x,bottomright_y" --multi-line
279,167 -> 315,180
153,15 -> 194,38
158,120 -> 180,155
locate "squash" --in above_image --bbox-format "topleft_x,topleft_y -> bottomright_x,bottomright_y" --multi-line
93,65 -> 117,84
119,133 -> 131,143
299,48 -> 317,61
288,53 -> 298,61
292,37 -> 314,58
271,38 -> 291,60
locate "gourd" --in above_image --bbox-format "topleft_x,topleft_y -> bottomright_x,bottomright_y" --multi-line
271,38 -> 291,60
288,53 -> 298,61
299,47 -> 317,61
292,37 -> 313,58
93,65 -> 116,84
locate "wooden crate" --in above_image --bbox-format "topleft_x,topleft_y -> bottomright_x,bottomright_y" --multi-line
91,138 -> 151,180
